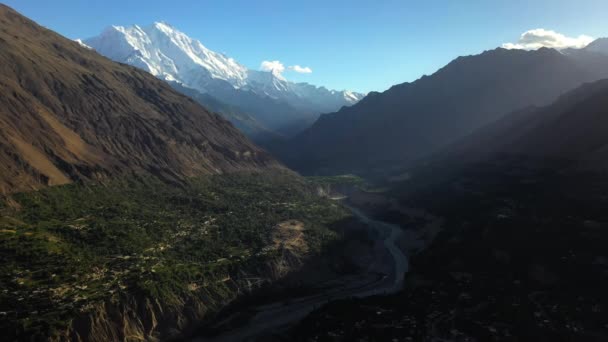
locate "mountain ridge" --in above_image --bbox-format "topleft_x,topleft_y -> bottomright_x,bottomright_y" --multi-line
83,22 -> 365,135
0,4 -> 279,194
279,45 -> 608,176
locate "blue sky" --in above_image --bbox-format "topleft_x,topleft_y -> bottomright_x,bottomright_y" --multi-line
4,0 -> 608,93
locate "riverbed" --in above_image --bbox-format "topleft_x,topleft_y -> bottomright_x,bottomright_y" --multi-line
193,200 -> 426,342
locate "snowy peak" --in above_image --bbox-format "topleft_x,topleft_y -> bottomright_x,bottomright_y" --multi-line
85,23 -> 249,86
146,21 -> 249,86
343,90 -> 362,103
84,22 -> 364,116
247,69 -> 290,93
151,21 -> 173,33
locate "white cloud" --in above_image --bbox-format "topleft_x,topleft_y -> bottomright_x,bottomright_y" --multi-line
289,65 -> 313,74
260,60 -> 285,73
502,29 -> 594,50
260,60 -> 313,75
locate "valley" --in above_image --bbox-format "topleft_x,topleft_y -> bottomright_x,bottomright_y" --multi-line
289,162 -> 608,341
0,172 -> 351,341
2,2 -> 608,341
192,186 -> 438,341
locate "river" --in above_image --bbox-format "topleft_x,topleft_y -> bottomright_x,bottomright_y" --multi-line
193,201 -> 415,342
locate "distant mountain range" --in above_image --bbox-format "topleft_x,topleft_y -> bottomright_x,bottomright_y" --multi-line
279,41 -> 608,176
0,6 -> 279,194
83,23 -> 365,137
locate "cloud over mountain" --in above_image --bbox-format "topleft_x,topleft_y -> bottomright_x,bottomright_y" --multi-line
503,28 -> 594,50
289,65 -> 313,74
261,60 -> 312,74
260,60 -> 285,73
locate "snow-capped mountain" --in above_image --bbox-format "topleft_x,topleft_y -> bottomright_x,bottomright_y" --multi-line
85,23 -> 250,88
84,22 -> 365,130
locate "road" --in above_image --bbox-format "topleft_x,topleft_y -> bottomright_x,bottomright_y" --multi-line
193,202 -> 412,342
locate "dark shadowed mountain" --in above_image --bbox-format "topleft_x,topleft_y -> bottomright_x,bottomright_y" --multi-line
420,78 -> 608,172
280,45 -> 608,176
383,77 -> 608,196
290,72 -> 608,342
0,4 -> 279,194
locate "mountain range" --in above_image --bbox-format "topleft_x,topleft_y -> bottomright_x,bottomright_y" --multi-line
279,41 -> 608,176
4,2 -> 608,341
287,43 -> 608,342
0,5 -> 278,194
289,79 -> 608,341
83,23 -> 365,137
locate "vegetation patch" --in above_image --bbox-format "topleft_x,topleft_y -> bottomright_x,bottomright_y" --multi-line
0,171 -> 349,340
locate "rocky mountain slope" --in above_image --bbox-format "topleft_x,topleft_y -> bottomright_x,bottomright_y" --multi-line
0,4 -> 279,194
83,23 -> 365,136
280,44 -> 608,176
